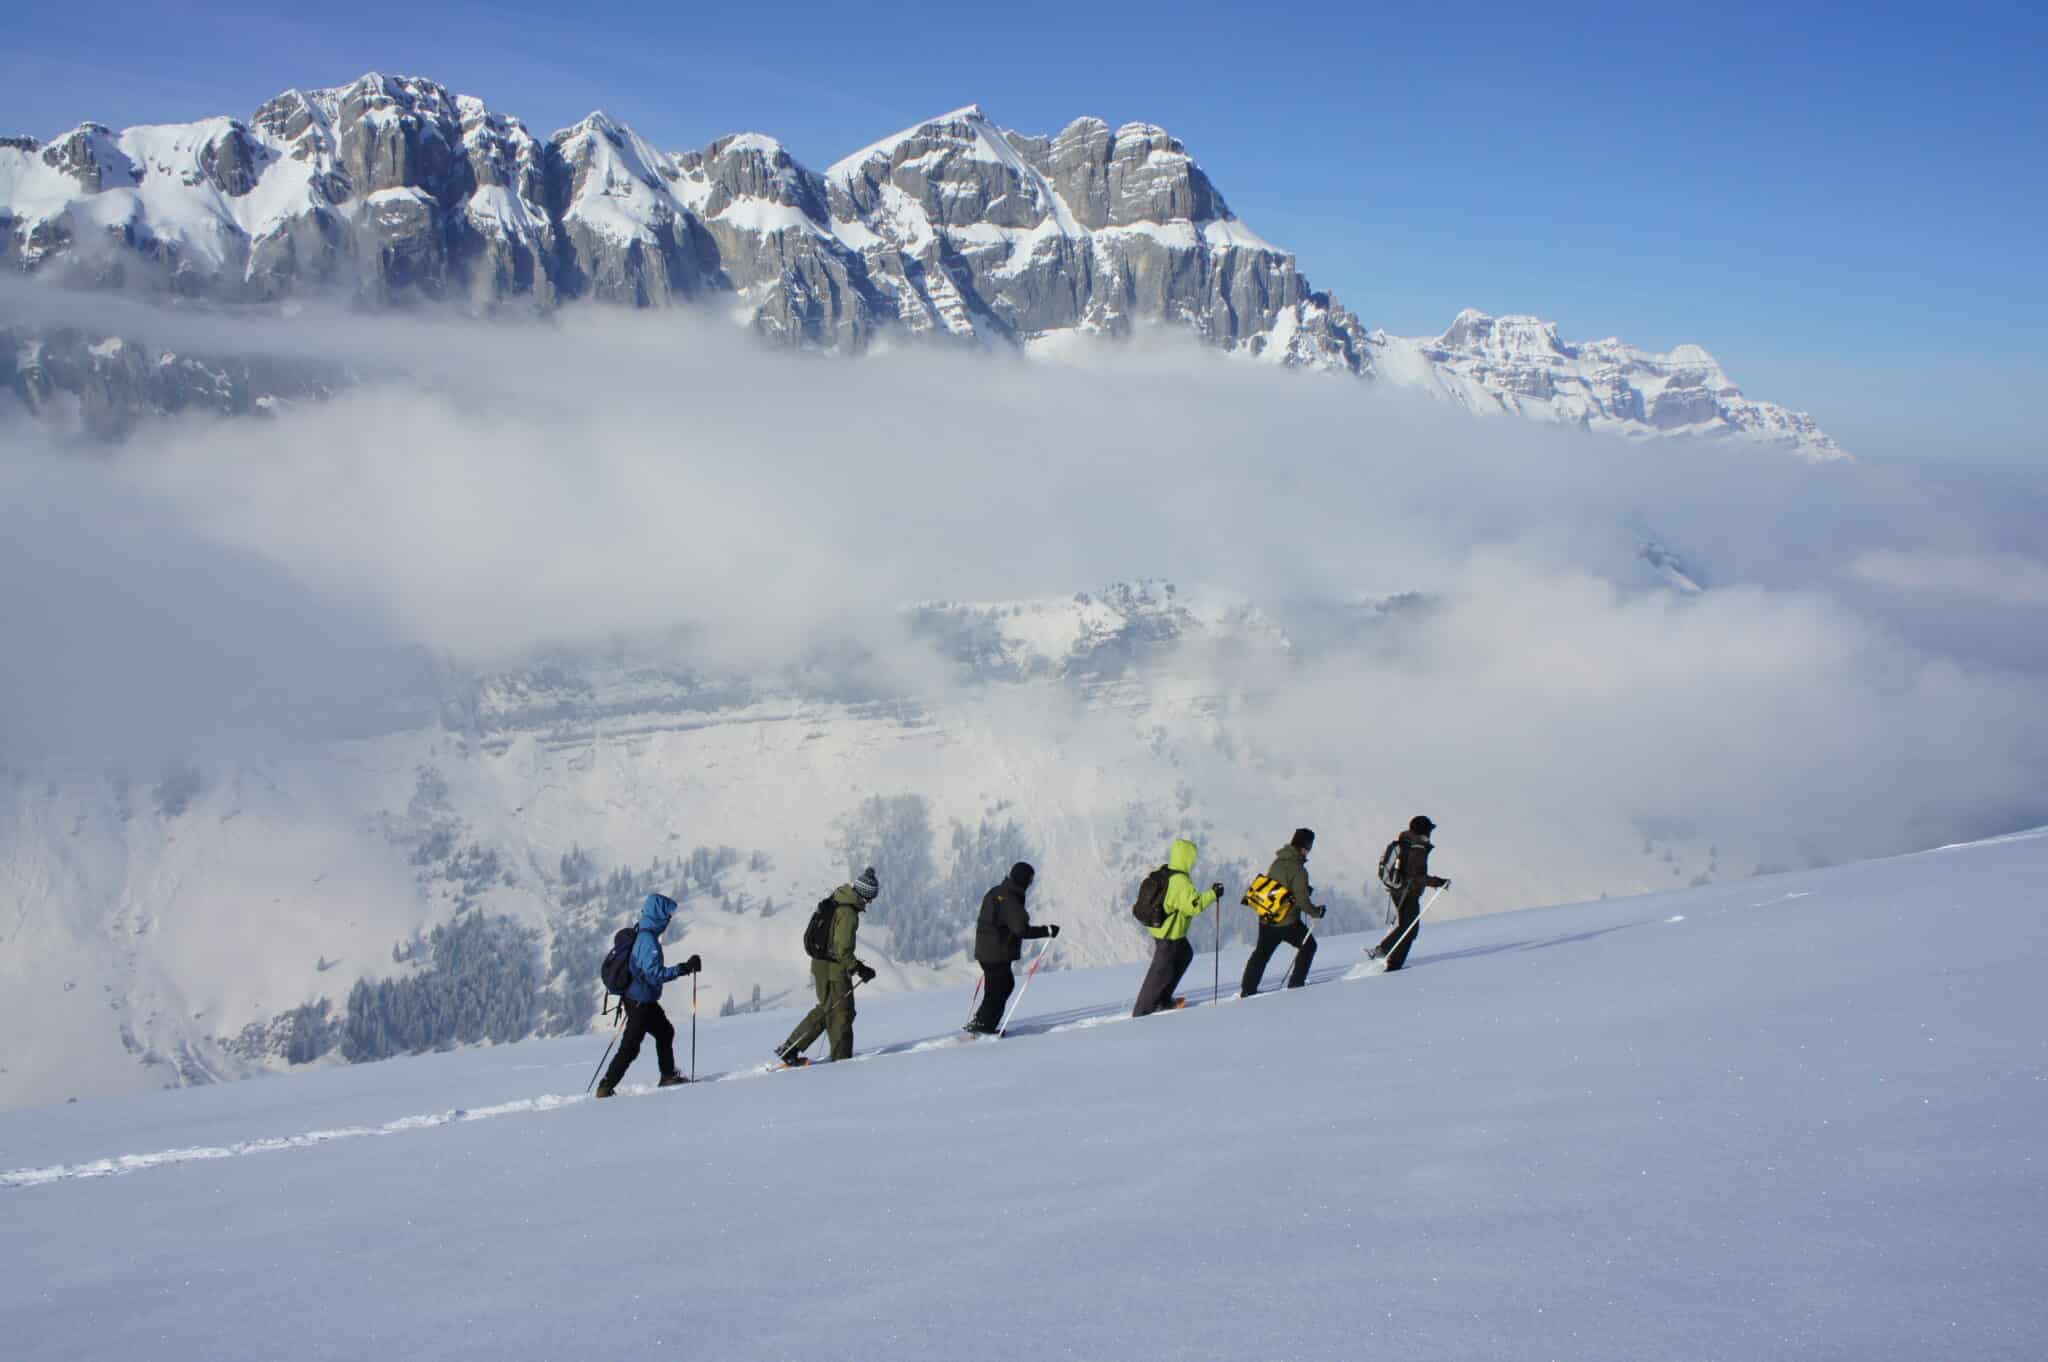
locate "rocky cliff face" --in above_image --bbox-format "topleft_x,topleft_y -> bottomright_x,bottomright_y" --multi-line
1,73 -> 1842,457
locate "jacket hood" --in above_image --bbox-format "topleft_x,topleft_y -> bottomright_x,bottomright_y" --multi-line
833,885 -> 868,911
638,893 -> 677,935
1274,843 -> 1307,865
1168,838 -> 1199,873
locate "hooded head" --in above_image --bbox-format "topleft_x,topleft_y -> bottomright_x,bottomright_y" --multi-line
1409,815 -> 1436,838
1168,838 -> 1199,874
639,893 -> 678,935
1291,827 -> 1315,853
1009,861 -> 1036,891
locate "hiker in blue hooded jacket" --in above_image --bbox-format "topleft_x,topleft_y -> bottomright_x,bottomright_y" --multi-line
596,893 -> 701,1098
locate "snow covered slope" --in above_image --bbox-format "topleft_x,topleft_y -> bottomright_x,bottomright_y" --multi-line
4,828 -> 2042,1359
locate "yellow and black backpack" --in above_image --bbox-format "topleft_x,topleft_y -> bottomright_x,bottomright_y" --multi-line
1241,874 -> 1292,923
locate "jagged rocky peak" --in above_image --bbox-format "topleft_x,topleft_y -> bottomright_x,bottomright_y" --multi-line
1102,121 -> 1225,227
692,133 -> 828,219
325,74 -> 467,198
828,104 -> 1055,230
37,123 -> 138,192
455,97 -> 545,193
1438,309 -> 1571,359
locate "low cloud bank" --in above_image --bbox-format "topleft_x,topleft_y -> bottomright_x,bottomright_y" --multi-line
5,306 -> 2044,889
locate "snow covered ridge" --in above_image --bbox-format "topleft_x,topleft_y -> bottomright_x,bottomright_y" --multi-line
2,73 -> 1846,456
1369,310 -> 1850,463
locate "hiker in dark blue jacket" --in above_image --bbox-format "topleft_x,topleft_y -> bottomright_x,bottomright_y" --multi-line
597,894 -> 701,1097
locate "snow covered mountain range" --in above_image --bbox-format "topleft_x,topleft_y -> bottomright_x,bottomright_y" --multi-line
2,72 -> 1846,458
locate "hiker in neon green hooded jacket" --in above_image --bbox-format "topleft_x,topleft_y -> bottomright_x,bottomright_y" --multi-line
1133,838 -> 1222,1014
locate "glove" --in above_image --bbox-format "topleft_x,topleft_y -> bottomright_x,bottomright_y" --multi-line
1046,924 -> 1061,938
1306,904 -> 1326,920
681,954 -> 702,975
855,963 -> 878,984
1211,882 -> 1226,898
1433,877 -> 1451,890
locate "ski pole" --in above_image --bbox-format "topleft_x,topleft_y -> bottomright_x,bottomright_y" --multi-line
585,1006 -> 625,1094
690,969 -> 698,1082
966,974 -> 983,1028
1374,885 -> 1448,967
1292,911 -> 1319,989
996,940 -> 1051,1036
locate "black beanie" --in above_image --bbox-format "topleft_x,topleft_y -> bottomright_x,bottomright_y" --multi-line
1291,828 -> 1315,851
1009,861 -> 1036,889
1409,815 -> 1435,836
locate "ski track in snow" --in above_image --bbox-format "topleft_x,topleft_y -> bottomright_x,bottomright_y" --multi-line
0,1092 -> 585,1189
0,962 -> 1355,1189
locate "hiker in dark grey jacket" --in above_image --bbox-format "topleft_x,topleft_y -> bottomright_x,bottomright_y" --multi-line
1371,816 -> 1450,971
967,862 -> 1057,1034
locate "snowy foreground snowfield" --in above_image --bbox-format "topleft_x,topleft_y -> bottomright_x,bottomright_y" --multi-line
5,832 -> 2044,1360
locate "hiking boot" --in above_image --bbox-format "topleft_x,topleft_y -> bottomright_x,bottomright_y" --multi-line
658,1074 -> 688,1088
594,1082 -> 617,1099
962,1021 -> 996,1035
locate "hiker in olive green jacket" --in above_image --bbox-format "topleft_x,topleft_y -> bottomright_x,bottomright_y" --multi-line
775,867 -> 880,1065
1132,838 -> 1222,1017
1240,828 -> 1324,996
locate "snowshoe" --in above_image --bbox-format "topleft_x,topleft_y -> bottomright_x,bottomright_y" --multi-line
594,1082 -> 617,1099
658,1074 -> 688,1088
775,1053 -> 810,1069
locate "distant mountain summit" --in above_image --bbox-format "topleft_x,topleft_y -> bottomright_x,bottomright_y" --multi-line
1,73 -> 1846,457
1369,310 -> 1847,461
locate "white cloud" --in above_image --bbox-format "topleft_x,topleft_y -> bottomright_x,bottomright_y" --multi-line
4,304 -> 2046,891
1850,550 -> 2048,605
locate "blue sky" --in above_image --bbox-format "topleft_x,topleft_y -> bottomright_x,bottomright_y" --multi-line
3,0 -> 2042,460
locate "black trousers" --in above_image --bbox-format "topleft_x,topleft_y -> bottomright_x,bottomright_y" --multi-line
972,960 -> 1015,1031
603,999 -> 677,1086
1241,918 -> 1317,995
1132,936 -> 1195,1016
1377,891 -> 1423,970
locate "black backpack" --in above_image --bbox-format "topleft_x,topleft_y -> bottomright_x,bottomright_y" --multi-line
1130,865 -> 1173,929
802,896 -> 838,960
600,927 -> 641,996
1377,839 -> 1407,894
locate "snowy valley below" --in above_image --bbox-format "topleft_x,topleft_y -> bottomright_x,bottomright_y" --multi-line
2,580 -> 1740,1111
4,827 -> 2042,1360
